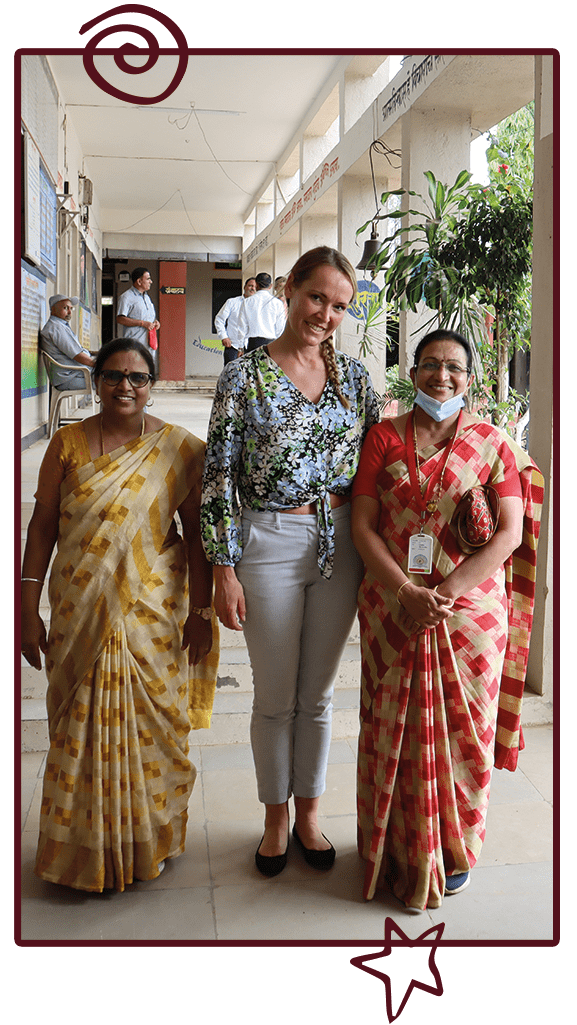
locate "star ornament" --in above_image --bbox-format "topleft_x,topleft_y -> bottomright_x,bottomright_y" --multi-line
350,918 -> 445,1023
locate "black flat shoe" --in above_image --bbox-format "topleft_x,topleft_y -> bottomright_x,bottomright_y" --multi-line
255,835 -> 289,877
292,824 -> 336,870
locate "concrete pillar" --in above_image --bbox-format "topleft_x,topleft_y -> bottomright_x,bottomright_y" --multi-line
526,55 -> 555,705
301,215 -> 338,253
274,238 -> 299,279
255,200 -> 273,237
399,107 -> 471,377
254,256 -> 274,279
338,172 -> 390,393
276,170 -> 300,212
243,216 -> 256,254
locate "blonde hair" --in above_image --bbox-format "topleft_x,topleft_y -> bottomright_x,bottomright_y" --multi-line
288,247 -> 356,409
320,338 -> 349,409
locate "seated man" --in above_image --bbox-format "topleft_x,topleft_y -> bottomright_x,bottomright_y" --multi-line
40,294 -> 95,389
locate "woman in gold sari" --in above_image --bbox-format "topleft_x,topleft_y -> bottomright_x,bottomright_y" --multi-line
21,339 -> 219,892
351,330 -> 543,911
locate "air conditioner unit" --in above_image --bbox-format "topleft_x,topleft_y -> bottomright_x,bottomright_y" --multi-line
80,177 -> 93,206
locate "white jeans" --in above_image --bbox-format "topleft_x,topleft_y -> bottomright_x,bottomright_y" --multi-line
236,505 -> 362,805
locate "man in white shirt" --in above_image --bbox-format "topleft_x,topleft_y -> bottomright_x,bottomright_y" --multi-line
214,278 -> 257,364
40,294 -> 96,389
237,272 -> 287,352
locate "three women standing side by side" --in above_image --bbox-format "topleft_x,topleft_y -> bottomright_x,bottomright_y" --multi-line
21,338 -> 219,892
351,329 -> 543,911
201,247 -> 380,876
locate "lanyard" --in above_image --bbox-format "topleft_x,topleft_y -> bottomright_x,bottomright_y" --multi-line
405,409 -> 462,530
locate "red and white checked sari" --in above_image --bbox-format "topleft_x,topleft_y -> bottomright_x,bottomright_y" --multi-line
353,417 -> 543,909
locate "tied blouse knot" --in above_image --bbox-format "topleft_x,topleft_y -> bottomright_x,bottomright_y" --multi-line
200,347 -> 380,578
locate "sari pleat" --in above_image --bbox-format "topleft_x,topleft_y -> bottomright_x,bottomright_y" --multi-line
34,424 -> 219,892
356,421 -> 543,908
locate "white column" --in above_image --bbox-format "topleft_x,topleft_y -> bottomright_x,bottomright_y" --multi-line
274,237 -> 300,279
338,171 -> 389,393
301,214 -> 338,253
526,55 -> 554,709
399,107 -> 471,377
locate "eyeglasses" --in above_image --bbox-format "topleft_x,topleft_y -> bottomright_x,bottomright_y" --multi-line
416,359 -> 469,375
100,370 -> 153,388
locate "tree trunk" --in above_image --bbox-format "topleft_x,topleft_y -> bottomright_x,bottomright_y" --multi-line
494,311 -> 509,425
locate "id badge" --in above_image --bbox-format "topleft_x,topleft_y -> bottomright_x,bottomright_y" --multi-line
408,532 -> 433,574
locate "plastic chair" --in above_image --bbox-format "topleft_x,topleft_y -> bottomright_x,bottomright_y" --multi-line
41,351 -> 96,438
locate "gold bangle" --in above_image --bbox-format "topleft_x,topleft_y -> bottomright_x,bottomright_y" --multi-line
397,581 -> 410,603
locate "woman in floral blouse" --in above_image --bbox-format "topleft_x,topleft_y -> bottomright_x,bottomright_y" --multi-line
201,247 -> 379,877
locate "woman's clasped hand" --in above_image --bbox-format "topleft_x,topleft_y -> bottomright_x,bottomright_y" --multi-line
397,581 -> 454,633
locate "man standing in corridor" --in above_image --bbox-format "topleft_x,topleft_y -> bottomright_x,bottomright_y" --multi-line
236,272 -> 286,352
215,277 -> 257,364
116,267 -> 160,369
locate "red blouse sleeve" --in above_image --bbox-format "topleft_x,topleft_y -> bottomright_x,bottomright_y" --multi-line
490,435 -> 523,499
352,420 -> 404,500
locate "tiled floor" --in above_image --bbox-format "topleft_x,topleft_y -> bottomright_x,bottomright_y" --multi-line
20,726 -> 554,943
19,392 -> 555,944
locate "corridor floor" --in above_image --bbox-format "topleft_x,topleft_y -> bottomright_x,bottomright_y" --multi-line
19,390 -> 555,944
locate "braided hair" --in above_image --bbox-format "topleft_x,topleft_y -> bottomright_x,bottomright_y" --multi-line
320,337 -> 349,409
288,246 -> 357,409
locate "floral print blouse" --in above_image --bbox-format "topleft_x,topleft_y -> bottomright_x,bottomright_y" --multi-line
200,346 -> 380,578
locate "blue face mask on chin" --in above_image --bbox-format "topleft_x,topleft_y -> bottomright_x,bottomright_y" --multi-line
414,388 -> 466,422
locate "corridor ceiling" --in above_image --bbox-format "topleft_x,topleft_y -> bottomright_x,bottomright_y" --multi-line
47,53 -> 346,245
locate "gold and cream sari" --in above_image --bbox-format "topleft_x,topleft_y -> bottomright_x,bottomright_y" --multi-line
34,424 -> 219,892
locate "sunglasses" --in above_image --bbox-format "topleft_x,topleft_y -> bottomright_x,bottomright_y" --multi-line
99,370 -> 153,388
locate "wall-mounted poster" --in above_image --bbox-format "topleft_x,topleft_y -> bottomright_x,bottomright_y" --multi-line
78,304 -> 92,351
21,259 -> 47,397
91,250 -> 98,313
80,239 -> 87,307
23,132 -> 56,280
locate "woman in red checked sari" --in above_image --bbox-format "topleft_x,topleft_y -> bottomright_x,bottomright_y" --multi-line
351,330 -> 543,911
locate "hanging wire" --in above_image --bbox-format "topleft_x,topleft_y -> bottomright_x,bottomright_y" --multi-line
175,189 -> 214,251
106,187 -> 214,251
168,102 -> 255,197
369,139 -> 402,217
168,106 -> 194,131
191,107 -> 254,196
106,189 -> 182,233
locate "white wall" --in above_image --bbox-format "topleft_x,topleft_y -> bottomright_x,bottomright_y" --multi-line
185,263 -> 241,377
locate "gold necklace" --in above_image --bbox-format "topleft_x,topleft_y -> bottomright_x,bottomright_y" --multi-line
412,411 -> 461,513
100,413 -> 145,456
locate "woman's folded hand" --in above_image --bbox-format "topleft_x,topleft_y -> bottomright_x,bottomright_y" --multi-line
398,582 -> 454,633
